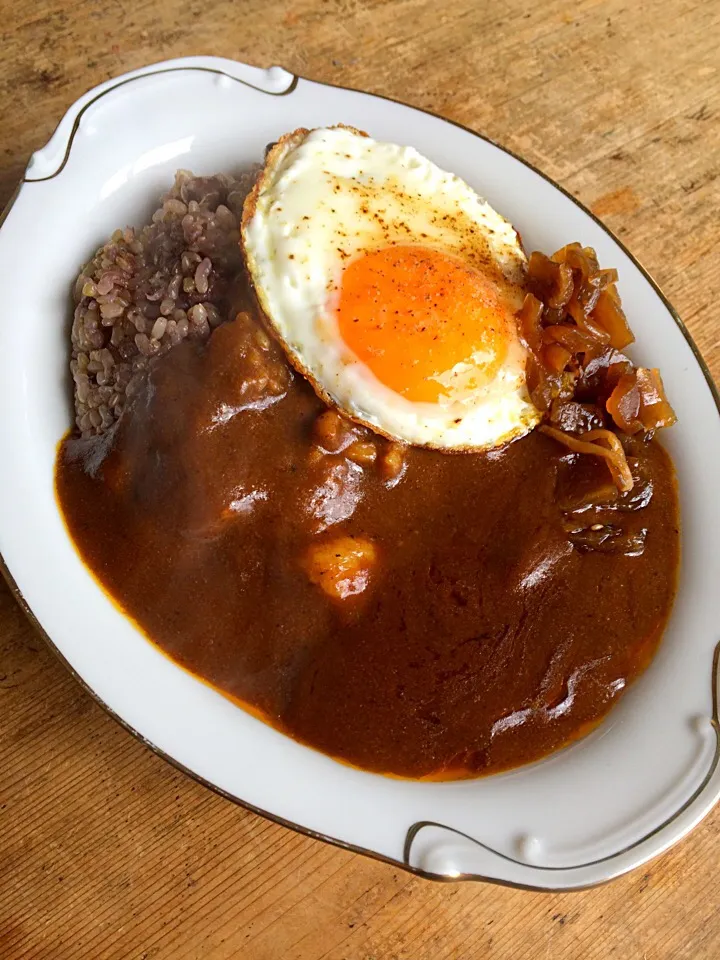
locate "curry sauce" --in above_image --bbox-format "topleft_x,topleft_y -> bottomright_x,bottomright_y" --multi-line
55,306 -> 679,779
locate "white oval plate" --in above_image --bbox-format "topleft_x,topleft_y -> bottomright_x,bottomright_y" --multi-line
0,56 -> 719,891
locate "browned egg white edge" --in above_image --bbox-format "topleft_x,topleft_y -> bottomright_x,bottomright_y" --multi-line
239,123 -> 538,454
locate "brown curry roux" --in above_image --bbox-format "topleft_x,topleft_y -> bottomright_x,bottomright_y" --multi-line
56,309 -> 679,779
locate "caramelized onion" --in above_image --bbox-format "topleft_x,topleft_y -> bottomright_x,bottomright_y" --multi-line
564,522 -> 647,557
526,356 -> 554,413
517,292 -> 544,353
592,286 -> 634,350
606,372 -> 642,434
548,399 -> 606,434
522,243 -> 675,492
571,304 -> 608,338
528,252 -> 574,308
541,324 -> 599,355
551,243 -> 598,279
527,245 -> 633,352
539,425 -> 634,493
636,368 -> 677,430
542,342 -> 573,374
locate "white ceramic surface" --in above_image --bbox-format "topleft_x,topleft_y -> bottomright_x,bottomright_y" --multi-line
0,56 -> 718,890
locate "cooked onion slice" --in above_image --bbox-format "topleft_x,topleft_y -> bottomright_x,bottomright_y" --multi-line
539,425 -> 634,493
636,368 -> 678,430
528,252 -> 574,309
593,284 -> 634,350
606,372 -> 642,434
517,292 -> 544,353
605,367 -> 677,434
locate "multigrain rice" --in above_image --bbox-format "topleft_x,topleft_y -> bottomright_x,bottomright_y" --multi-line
71,170 -> 254,437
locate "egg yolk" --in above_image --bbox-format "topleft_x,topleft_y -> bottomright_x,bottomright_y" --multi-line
336,245 -> 510,404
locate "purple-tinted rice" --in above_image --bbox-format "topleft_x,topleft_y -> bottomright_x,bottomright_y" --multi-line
71,170 -> 254,437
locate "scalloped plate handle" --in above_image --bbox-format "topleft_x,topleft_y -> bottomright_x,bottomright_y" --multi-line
24,57 -> 297,182
403,641 -> 720,889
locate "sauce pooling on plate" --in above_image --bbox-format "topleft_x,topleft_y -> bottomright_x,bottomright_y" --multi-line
56,305 -> 679,779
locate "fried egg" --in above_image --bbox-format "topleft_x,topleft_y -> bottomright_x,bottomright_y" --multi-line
241,125 -> 540,450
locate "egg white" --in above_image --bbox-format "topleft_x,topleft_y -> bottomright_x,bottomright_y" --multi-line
242,125 -> 541,451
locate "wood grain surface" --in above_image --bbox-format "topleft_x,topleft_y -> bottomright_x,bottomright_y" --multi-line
2,1 -> 720,957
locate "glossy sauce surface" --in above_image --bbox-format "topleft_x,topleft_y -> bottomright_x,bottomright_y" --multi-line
56,310 -> 680,778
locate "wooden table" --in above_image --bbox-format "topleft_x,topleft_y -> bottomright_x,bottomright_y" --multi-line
2,1 -> 719,956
